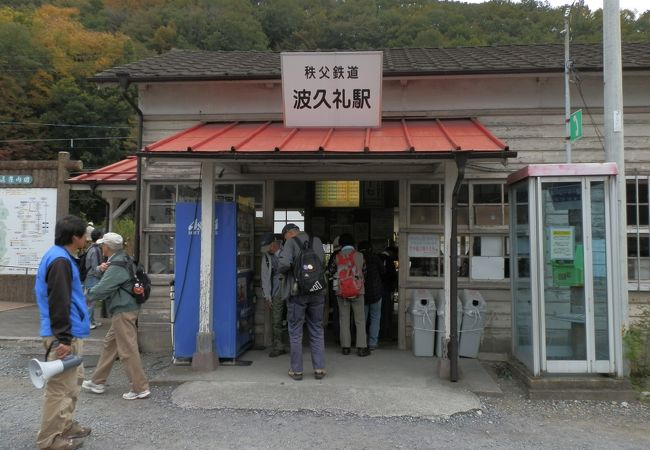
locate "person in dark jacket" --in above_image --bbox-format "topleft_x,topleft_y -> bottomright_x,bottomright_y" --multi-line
82,232 -> 150,400
358,241 -> 385,350
379,242 -> 398,340
34,215 -> 91,450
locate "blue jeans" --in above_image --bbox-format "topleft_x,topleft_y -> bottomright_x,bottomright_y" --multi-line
364,298 -> 382,348
287,293 -> 325,373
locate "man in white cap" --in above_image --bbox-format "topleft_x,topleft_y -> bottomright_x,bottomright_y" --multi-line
82,232 -> 150,400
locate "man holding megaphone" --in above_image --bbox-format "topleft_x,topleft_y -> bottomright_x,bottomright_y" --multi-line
34,215 -> 91,450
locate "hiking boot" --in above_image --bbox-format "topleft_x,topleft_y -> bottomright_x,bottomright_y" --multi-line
61,421 -> 91,439
268,349 -> 286,358
288,371 -> 303,381
81,380 -> 105,394
314,369 -> 326,380
341,347 -> 351,355
357,347 -> 370,357
122,389 -> 150,400
42,435 -> 83,450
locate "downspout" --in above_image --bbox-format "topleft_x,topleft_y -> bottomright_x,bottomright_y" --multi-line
116,72 -> 144,262
449,153 -> 468,382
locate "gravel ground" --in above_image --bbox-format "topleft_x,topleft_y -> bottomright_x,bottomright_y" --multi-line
1,341 -> 649,450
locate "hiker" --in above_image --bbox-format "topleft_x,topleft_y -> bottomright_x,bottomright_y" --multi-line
83,228 -> 104,329
260,233 -> 288,357
277,224 -> 327,381
333,233 -> 369,357
358,241 -> 385,351
82,232 -> 150,400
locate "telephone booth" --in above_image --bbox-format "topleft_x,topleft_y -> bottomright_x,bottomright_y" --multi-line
507,163 -> 624,376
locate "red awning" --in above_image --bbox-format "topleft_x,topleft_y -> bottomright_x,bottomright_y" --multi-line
143,119 -> 509,158
68,156 -> 137,184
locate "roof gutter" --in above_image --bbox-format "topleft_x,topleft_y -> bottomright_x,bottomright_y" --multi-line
116,72 -> 144,262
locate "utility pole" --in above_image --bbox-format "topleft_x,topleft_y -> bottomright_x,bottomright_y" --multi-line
603,0 -> 627,378
564,7 -> 572,163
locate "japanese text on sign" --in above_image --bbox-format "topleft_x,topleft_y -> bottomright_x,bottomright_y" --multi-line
0,175 -> 33,185
281,51 -> 382,127
408,234 -> 439,258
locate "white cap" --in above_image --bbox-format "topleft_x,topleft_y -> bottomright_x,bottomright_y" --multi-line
97,232 -> 123,248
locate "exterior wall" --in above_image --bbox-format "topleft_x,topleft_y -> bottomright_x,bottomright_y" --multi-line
135,71 -> 650,355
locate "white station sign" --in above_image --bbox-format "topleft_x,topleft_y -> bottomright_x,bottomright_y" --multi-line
281,51 -> 383,128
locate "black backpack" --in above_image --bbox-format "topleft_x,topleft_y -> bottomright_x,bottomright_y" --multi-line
78,244 -> 99,282
110,257 -> 152,304
293,235 -> 326,295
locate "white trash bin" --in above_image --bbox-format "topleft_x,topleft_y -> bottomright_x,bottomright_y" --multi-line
458,289 -> 488,358
410,290 -> 436,357
433,289 -> 463,358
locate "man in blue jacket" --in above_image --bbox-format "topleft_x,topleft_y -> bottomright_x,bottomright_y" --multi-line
34,215 -> 91,450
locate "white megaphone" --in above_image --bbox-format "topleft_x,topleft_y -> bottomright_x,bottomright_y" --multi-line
29,355 -> 83,389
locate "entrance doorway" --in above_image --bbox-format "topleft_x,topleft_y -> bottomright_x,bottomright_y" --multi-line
274,180 -> 400,347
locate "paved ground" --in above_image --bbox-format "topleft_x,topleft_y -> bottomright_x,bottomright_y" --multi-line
2,304 -> 649,449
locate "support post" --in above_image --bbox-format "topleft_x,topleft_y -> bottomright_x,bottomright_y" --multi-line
192,160 -> 219,371
449,153 -> 468,382
603,0 -> 627,378
564,7 -> 572,163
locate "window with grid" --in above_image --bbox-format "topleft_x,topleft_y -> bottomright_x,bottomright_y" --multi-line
627,177 -> 650,288
215,182 -> 265,224
274,210 -> 305,234
407,181 -> 510,281
148,183 -> 201,225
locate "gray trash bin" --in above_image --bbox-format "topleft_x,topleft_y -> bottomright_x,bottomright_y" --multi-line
458,289 -> 488,358
433,289 -> 463,358
410,290 -> 436,357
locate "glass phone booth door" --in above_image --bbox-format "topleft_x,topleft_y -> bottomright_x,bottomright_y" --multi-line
540,179 -> 613,373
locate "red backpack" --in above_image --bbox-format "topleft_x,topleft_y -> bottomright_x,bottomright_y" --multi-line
336,251 -> 363,299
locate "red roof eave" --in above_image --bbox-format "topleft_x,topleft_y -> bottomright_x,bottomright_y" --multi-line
67,156 -> 137,184
142,119 -> 510,157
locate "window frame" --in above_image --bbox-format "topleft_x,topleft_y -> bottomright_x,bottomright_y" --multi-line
627,175 -> 650,290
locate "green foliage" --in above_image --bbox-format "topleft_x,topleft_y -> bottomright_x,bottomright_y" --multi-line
113,216 -> 136,257
624,308 -> 650,378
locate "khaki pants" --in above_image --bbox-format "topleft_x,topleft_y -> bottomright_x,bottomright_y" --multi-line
337,295 -> 367,349
37,337 -> 84,449
92,310 -> 148,393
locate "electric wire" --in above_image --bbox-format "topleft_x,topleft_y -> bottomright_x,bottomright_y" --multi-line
0,121 -> 130,129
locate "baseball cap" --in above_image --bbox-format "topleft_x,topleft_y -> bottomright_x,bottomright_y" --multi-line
260,233 -> 276,252
281,223 -> 300,236
96,232 -> 124,247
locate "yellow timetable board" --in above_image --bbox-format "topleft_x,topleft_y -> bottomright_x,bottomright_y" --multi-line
315,181 -> 360,207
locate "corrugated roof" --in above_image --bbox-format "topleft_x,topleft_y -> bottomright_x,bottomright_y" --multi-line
90,43 -> 650,83
68,156 -> 136,184
144,119 -> 509,156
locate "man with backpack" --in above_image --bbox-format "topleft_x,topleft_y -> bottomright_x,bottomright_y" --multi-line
277,224 -> 327,381
332,234 -> 370,357
81,232 -> 150,400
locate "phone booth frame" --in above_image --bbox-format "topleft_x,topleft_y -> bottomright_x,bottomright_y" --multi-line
507,163 -> 624,377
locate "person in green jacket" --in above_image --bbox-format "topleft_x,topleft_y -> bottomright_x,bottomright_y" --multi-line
81,232 -> 150,400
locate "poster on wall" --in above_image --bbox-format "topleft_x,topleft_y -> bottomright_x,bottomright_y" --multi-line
0,188 -> 57,274
549,226 -> 575,260
407,234 -> 439,258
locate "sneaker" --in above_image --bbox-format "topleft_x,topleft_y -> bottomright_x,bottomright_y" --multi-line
61,421 -> 91,439
122,389 -> 150,400
90,324 -> 97,330
82,380 -> 105,394
43,435 -> 83,450
341,347 -> 351,355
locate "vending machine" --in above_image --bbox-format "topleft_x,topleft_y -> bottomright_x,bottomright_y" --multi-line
173,201 -> 255,361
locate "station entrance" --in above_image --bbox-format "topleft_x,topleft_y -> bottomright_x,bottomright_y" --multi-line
273,180 -> 400,347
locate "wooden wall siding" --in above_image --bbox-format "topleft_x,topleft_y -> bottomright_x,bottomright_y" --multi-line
0,275 -> 36,304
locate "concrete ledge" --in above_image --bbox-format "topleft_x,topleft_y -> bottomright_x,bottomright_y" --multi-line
509,358 -> 638,401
